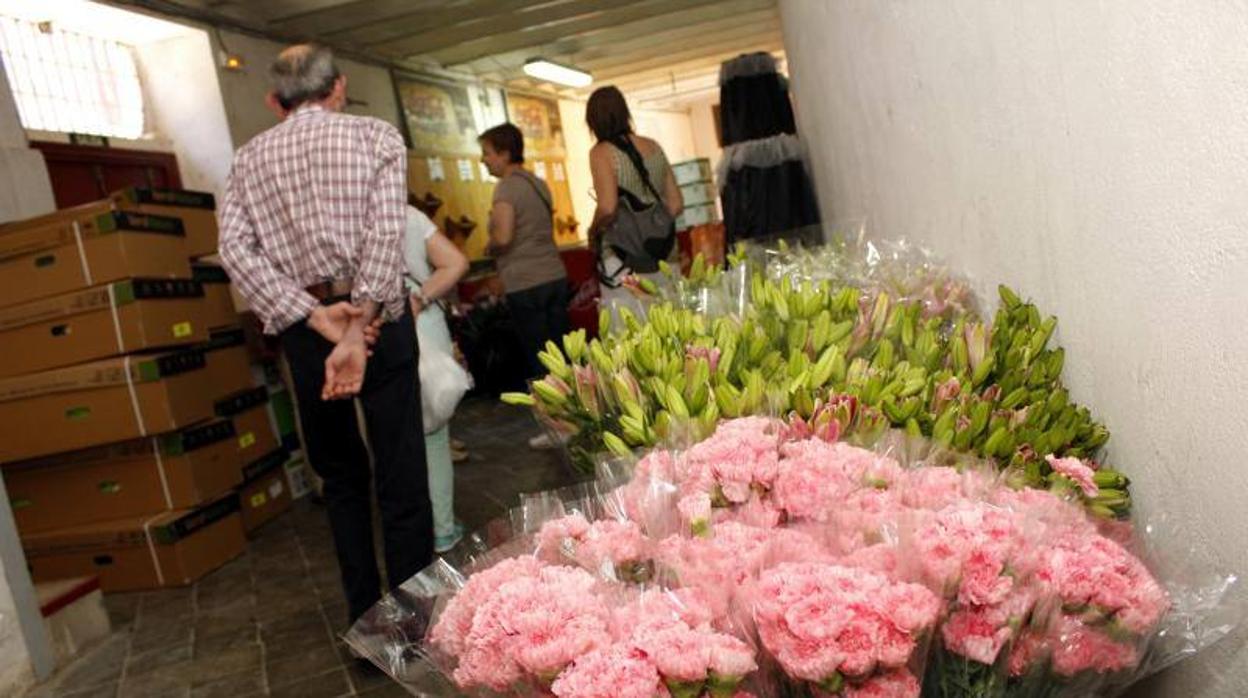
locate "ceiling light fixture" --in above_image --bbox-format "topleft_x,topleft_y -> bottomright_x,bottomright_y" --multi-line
523,59 -> 592,88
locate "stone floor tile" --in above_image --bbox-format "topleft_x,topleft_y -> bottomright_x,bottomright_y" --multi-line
123,644 -> 192,679
186,645 -> 263,685
57,683 -> 121,698
188,668 -> 265,698
261,623 -> 336,662
356,682 -> 417,698
53,634 -> 129,693
115,669 -> 189,698
194,626 -> 259,658
128,622 -> 192,655
264,643 -> 343,690
268,668 -> 351,698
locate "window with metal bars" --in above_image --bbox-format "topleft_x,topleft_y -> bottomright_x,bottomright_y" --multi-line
0,16 -> 145,139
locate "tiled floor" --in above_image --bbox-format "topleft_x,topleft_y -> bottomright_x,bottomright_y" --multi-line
24,397 -> 579,698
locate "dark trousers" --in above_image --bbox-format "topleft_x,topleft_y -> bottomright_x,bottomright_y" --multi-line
506,278 -> 570,379
280,306 -> 433,624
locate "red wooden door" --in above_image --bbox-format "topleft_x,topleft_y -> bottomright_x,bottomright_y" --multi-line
31,141 -> 182,208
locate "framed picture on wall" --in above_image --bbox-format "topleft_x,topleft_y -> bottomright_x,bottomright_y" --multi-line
396,74 -> 480,156
504,91 -> 566,159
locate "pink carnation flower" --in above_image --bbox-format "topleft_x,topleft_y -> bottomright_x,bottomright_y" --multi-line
455,566 -> 612,690
707,633 -> 758,678
1047,615 -> 1140,677
753,563 -> 939,683
536,513 -> 592,563
941,605 -> 1014,665
642,624 -> 712,682
678,492 -> 713,535
838,669 -> 921,698
1045,455 -> 1099,498
428,556 -> 544,657
1035,531 -> 1169,635
551,644 -> 663,698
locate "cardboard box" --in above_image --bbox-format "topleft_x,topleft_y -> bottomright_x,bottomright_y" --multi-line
680,181 -> 717,207
192,263 -> 238,330
0,350 -> 216,463
0,279 -> 209,379
5,419 -> 245,534
677,203 -> 721,231
238,447 -> 293,535
0,207 -> 185,264
215,387 -> 279,465
0,220 -> 192,309
284,453 -> 313,500
23,495 -> 245,591
672,158 -> 713,186
111,188 -> 218,258
200,328 -> 254,400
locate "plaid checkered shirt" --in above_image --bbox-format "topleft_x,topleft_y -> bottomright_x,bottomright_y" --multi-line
218,104 -> 408,334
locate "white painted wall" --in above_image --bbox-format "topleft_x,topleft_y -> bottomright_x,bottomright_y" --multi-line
213,29 -> 402,148
687,94 -> 724,177
133,31 -> 235,195
558,98 -> 699,235
779,1 -> 1248,695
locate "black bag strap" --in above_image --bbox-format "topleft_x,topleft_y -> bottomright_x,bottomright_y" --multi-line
513,170 -> 553,215
609,135 -> 666,206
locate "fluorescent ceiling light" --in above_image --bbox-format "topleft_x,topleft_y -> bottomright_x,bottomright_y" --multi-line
523,59 -> 592,88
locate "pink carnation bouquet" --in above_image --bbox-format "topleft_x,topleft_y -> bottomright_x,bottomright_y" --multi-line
750,561 -> 941,696
535,513 -> 657,584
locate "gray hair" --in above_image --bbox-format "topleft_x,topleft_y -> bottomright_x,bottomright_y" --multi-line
269,44 -> 340,110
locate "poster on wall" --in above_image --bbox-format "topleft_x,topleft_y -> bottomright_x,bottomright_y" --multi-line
397,75 -> 480,156
504,92 -> 566,159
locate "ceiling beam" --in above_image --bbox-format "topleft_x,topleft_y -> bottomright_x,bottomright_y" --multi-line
393,0 -> 729,64
600,44 -> 785,92
590,35 -> 783,82
564,8 -> 777,65
268,0 -> 470,37
447,0 -> 775,73
575,18 -> 780,72
245,0 -> 360,23
358,0 -> 645,54
318,0 -> 537,46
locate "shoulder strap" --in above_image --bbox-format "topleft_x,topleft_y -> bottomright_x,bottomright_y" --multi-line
610,136 -> 665,204
513,171 -> 553,215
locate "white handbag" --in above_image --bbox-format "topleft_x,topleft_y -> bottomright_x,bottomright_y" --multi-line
418,322 -> 471,434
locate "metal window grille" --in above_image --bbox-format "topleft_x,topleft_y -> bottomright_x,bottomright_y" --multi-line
0,16 -> 144,139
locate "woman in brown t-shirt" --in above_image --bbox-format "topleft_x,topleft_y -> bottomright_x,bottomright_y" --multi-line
479,123 -> 569,384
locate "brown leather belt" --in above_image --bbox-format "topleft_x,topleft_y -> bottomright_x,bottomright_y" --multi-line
305,278 -> 353,301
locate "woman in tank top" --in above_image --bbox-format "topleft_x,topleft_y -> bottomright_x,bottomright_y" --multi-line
586,86 -> 684,321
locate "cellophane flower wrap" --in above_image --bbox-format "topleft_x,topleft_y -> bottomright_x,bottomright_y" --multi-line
346,416 -> 1239,697
356,235 -> 1241,697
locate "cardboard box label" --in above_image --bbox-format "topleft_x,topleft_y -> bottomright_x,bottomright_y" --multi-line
172,322 -> 193,338
241,447 -> 288,483
117,187 -> 216,210
214,386 -> 268,418
0,278 -> 204,332
249,492 -> 267,508
238,432 -> 255,449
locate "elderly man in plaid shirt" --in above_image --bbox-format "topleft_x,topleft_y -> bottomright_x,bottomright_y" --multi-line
219,44 -> 432,625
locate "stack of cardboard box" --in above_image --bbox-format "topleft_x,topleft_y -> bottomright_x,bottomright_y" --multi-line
0,188 -> 294,592
672,158 -> 721,230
